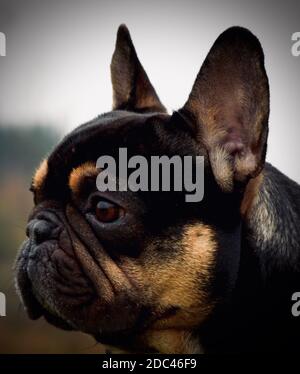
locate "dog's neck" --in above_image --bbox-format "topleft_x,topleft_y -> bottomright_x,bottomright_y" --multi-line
104,330 -> 203,354
199,167 -> 300,353
242,163 -> 300,273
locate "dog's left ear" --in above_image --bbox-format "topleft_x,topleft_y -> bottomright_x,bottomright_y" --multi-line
111,24 -> 166,113
180,27 -> 269,191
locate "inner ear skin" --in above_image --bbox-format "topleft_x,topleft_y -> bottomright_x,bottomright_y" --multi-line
181,26 -> 269,191
68,162 -> 99,210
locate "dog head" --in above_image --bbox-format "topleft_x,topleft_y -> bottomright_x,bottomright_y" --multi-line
15,25 -> 269,353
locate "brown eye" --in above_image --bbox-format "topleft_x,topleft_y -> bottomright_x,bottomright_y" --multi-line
95,200 -> 123,223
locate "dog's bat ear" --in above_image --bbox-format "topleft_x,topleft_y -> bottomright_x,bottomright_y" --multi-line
111,24 -> 166,113
180,27 -> 269,191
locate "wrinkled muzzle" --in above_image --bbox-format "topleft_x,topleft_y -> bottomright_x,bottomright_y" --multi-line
15,202 -> 146,343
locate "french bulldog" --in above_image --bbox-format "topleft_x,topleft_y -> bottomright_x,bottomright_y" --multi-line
15,24 -> 300,353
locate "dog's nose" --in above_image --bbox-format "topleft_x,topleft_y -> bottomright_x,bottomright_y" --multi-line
27,220 -> 56,245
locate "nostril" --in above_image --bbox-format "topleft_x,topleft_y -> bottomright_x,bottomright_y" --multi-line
31,220 -> 55,244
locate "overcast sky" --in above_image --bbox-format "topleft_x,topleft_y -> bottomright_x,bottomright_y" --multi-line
0,0 -> 299,182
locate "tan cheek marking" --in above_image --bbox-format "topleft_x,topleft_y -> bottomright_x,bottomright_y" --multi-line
136,224 -> 216,329
161,225 -> 215,309
68,162 -> 98,196
32,159 -> 48,191
128,224 -> 216,353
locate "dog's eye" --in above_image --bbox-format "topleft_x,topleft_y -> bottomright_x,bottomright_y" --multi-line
95,200 -> 124,223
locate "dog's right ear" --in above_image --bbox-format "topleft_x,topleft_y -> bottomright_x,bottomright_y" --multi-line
111,24 -> 166,113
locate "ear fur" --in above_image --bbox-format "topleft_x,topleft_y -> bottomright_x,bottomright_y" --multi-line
111,24 -> 166,113
181,27 -> 269,191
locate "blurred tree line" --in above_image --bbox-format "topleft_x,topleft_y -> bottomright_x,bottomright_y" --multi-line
0,126 -> 59,177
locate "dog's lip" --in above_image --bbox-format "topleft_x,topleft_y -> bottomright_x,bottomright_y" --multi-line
15,239 -> 71,330
17,249 -> 98,334
17,236 -> 181,341
15,238 -> 73,328
16,211 -> 139,335
39,306 -> 74,331
27,293 -> 74,331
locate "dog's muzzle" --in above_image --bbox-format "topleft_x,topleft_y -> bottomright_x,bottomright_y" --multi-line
15,203 -> 144,342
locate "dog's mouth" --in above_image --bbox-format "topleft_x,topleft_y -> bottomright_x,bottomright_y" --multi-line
15,203 -> 153,345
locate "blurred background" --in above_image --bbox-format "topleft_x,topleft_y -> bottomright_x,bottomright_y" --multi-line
0,0 -> 299,353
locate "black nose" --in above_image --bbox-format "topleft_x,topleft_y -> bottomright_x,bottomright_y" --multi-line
27,220 -> 56,245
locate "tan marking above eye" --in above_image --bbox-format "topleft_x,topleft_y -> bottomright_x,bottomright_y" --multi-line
32,159 -> 48,192
68,162 -> 98,196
